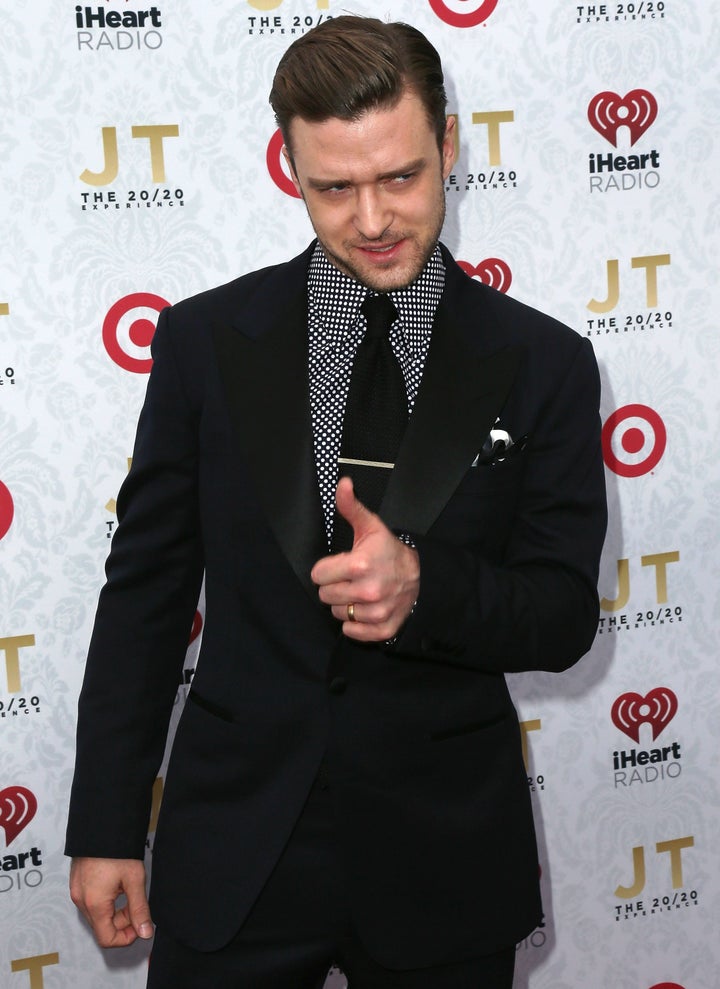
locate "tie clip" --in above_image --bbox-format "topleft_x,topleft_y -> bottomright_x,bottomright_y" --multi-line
338,457 -> 395,469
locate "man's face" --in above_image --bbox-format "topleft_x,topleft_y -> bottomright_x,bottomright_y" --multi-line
284,91 -> 456,292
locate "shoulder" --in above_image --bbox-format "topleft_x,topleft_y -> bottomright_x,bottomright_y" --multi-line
439,243 -> 593,372
165,243 -> 314,331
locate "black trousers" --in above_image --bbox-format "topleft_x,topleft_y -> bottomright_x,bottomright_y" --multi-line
147,772 -> 516,989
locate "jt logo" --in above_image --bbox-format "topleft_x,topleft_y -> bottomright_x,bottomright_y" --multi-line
10,955 -> 60,989
601,552 -> 679,612
588,254 -> 670,313
449,111 -> 515,167
0,635 -> 36,693
80,125 -> 180,186
615,836 -> 694,898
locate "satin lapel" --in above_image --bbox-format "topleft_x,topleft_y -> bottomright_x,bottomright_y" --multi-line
212,293 -> 327,603
380,303 -> 521,535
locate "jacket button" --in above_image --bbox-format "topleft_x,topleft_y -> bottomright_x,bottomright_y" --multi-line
328,676 -> 348,695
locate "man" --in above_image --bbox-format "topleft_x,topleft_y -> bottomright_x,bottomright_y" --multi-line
67,16 -> 607,989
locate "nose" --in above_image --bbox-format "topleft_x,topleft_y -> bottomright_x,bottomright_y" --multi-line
353,186 -> 392,241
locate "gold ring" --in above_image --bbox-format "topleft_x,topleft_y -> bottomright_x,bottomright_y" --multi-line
347,603 -> 356,622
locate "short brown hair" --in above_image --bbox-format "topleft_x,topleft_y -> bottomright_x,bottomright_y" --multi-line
269,16 -> 448,153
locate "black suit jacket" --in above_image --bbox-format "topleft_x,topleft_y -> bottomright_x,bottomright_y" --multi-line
66,243 -> 607,967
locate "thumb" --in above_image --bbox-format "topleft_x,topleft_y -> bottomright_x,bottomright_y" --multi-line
335,476 -> 377,540
125,871 -> 153,939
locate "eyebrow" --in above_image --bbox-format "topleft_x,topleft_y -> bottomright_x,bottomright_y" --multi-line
306,157 -> 428,190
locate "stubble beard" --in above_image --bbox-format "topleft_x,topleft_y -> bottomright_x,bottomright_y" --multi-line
309,177 -> 447,293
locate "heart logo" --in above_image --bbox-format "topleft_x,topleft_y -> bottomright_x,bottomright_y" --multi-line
457,258 -> 512,294
611,687 -> 678,743
587,90 -> 658,147
0,786 -> 38,845
188,610 -> 203,645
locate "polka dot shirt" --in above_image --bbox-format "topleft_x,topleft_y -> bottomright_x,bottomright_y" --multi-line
307,242 -> 445,547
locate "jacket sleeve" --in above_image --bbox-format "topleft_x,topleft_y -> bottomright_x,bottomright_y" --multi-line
392,336 -> 607,674
65,307 -> 205,859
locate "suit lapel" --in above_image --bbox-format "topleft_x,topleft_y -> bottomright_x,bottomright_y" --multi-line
212,252 -> 327,602
380,265 -> 521,535
211,245 -> 521,590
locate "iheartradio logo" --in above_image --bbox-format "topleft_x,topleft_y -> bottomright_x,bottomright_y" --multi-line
0,786 -> 37,845
588,90 -> 658,147
611,688 -> 678,743
457,258 -> 512,294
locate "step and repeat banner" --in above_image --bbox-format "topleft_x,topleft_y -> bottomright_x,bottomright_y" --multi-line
1,1 -> 718,987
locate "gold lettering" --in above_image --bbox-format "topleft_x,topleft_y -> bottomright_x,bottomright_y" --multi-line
80,127 -> 119,186
519,719 -> 541,771
656,836 -> 694,889
11,954 -> 60,989
148,776 -> 164,833
641,551 -> 679,604
131,125 -> 180,184
615,845 -> 645,898
600,558 -> 630,612
0,634 -> 36,693
631,253 -> 671,308
471,110 -> 514,167
588,259 -> 620,313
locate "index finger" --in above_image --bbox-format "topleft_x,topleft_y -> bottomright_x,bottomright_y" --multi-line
311,550 -> 353,587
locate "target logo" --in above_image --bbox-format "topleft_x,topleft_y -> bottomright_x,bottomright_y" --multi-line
267,129 -> 301,199
612,687 -> 678,743
457,258 -> 512,293
650,984 -> 686,989
602,404 -> 666,477
428,0 -> 500,27
0,481 -> 14,541
588,90 -> 658,147
102,293 -> 170,373
0,786 -> 38,846
188,610 -> 203,646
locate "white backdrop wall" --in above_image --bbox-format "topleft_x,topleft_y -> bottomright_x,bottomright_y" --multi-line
1,2 -> 719,987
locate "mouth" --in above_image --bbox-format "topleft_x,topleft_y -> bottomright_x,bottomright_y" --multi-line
356,239 -> 406,261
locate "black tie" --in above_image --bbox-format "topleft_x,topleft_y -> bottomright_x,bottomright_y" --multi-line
332,293 -> 407,552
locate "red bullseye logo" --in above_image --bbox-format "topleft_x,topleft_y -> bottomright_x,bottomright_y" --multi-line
588,90 -> 658,147
650,984 -> 686,989
0,786 -> 38,846
102,293 -> 170,373
602,404 -> 666,477
428,0 -> 500,27
267,129 -> 301,199
611,688 -> 678,743
457,258 -> 512,293
0,480 -> 14,541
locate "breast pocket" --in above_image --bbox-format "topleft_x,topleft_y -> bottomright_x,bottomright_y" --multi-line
454,448 -> 526,497
431,452 -> 526,555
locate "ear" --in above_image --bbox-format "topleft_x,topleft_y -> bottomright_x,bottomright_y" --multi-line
441,114 -> 457,180
282,145 -> 303,198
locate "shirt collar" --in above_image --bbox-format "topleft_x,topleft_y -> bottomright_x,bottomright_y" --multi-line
308,242 -> 445,341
